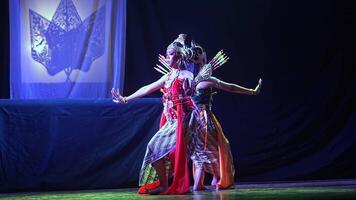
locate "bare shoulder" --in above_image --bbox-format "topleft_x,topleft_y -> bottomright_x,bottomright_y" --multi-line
202,76 -> 226,89
196,77 -> 217,89
159,73 -> 168,80
156,74 -> 168,85
209,76 -> 221,83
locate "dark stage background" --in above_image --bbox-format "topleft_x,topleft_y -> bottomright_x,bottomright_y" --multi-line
124,0 -> 356,181
1,0 -> 355,192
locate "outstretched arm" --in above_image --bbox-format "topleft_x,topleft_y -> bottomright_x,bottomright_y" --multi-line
208,77 -> 262,95
112,75 -> 166,103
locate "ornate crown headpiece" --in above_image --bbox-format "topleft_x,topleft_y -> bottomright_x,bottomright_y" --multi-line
154,35 -> 229,78
167,34 -> 192,60
190,40 -> 207,64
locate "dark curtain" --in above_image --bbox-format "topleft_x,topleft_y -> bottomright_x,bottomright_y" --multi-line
0,99 -> 162,192
125,0 -> 356,181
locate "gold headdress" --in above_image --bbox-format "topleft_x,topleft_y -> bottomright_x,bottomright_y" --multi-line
154,35 -> 229,78
166,34 -> 192,59
190,40 -> 207,65
154,34 -> 192,74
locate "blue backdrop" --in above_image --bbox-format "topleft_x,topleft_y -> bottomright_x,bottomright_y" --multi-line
9,0 -> 126,99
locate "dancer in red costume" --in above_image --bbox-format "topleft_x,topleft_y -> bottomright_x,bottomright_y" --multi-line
157,41 -> 262,191
112,34 -> 203,195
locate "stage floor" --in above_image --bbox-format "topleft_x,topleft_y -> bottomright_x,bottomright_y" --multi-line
1,179 -> 356,200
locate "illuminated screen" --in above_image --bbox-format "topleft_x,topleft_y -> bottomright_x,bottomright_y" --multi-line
10,0 -> 126,98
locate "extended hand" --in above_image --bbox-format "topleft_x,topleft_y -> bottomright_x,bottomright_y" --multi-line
252,78 -> 262,95
111,88 -> 127,103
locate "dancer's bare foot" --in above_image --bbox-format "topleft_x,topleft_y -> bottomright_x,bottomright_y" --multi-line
146,186 -> 168,195
193,185 -> 208,191
211,176 -> 220,189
